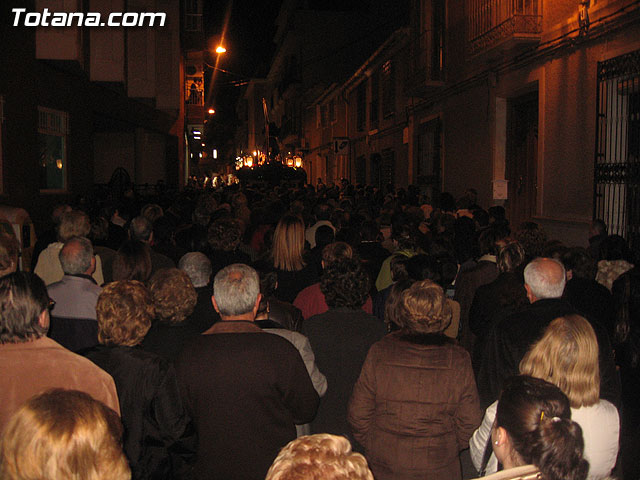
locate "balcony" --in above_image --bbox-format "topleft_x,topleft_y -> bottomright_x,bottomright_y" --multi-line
406,29 -> 446,98
467,0 -> 542,58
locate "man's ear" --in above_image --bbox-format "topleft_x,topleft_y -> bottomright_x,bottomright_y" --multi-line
211,295 -> 220,314
524,283 -> 535,303
253,293 -> 263,313
38,309 -> 50,330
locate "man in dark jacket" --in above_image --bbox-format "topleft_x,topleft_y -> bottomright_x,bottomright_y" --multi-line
176,264 -> 319,480
476,257 -> 620,409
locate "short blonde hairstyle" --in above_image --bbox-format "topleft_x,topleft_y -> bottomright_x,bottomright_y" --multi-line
57,210 -> 91,242
272,215 -> 306,271
96,281 -> 155,346
395,279 -> 452,335
265,434 -> 374,480
519,315 -> 600,408
0,389 -> 131,480
148,268 -> 197,324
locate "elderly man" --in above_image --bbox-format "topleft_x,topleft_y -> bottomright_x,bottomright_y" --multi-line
0,272 -> 119,432
47,236 -> 101,320
476,257 -> 620,408
175,264 -> 319,480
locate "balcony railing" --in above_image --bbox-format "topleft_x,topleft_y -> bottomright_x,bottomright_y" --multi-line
467,0 -> 542,56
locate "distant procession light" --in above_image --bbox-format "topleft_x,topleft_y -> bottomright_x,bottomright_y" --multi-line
215,45 -> 226,54
213,149 -> 218,159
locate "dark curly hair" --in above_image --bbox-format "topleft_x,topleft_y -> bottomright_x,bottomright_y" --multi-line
320,258 -> 369,309
208,218 -> 242,252
496,376 -> 589,480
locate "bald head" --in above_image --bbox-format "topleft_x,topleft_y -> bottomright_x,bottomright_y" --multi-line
523,257 -> 566,302
59,237 -> 95,275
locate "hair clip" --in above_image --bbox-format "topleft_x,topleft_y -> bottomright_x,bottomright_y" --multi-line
540,411 -> 545,422
551,416 -> 561,423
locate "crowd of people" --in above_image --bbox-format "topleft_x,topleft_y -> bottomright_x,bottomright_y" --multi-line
0,179 -> 638,480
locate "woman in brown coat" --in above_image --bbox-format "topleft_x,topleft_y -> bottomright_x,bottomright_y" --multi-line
348,279 -> 482,480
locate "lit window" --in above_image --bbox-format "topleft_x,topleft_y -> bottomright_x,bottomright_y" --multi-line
38,107 -> 69,192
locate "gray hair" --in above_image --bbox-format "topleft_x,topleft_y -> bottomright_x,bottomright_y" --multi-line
524,257 -> 566,299
179,252 -> 212,288
129,216 -> 153,242
213,264 -> 259,316
59,237 -> 93,275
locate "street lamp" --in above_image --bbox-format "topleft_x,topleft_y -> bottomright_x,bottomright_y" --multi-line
215,45 -> 227,54
208,107 -> 216,115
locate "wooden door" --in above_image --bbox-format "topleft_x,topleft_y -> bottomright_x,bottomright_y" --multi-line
506,91 -> 538,228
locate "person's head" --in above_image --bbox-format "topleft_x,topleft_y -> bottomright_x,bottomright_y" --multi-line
140,203 -> 163,224
589,219 -> 607,238
272,215 -> 306,271
561,247 -> 597,281
315,225 -> 335,249
599,234 -> 631,261
497,241 -> 526,274
265,434 -> 373,480
394,279 -> 452,335
391,223 -> 418,251
383,278 -> 413,330
0,231 -> 19,276
0,272 -> 50,344
523,257 -> 566,302
390,255 -> 410,282
478,227 -> 506,257
207,218 -> 243,252
515,222 -> 547,259
58,236 -> 95,276
57,210 -> 91,242
493,375 -> 588,480
178,252 -> 212,288
0,389 -> 130,480
314,203 -> 332,222
406,254 -> 442,285
129,216 -> 153,243
360,220 -> 381,242
321,241 -> 353,267
148,268 -> 197,325
212,264 -> 261,319
519,315 -> 599,408
112,240 -> 152,282
96,280 -> 155,346
320,258 -> 369,309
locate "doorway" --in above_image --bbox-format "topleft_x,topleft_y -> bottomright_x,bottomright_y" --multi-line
506,91 -> 538,228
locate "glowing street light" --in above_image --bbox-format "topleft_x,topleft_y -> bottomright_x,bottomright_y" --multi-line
208,108 -> 216,115
215,45 -> 227,54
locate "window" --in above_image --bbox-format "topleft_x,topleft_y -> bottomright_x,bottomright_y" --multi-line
594,49 -> 640,249
356,82 -> 366,132
38,107 -> 69,191
370,71 -> 379,130
382,60 -> 395,118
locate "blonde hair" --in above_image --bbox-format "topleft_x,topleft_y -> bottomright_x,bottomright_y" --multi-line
266,434 -> 374,480
96,281 -> 155,346
396,279 -> 452,335
57,210 -> 91,242
0,389 -> 131,480
519,315 -> 600,408
272,215 -> 306,271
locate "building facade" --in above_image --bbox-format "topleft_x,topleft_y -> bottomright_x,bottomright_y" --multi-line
0,0 -> 199,228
